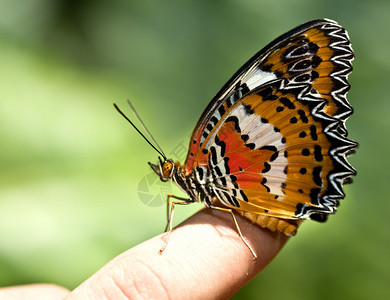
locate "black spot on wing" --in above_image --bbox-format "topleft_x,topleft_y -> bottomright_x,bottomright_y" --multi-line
312,166 -> 323,186
314,145 -> 323,161
261,64 -> 272,72
243,104 -> 255,115
310,125 -> 318,141
218,105 -> 226,117
226,95 -> 234,108
210,146 -> 218,166
245,143 -> 256,150
299,131 -> 307,138
302,148 -> 310,156
214,166 -> 222,177
270,151 -> 279,162
214,135 -> 226,157
221,191 -> 239,207
196,166 -> 204,180
262,162 -> 271,173
259,145 -> 278,161
225,116 -> 241,133
219,176 -> 227,186
257,86 -> 278,101
231,196 -> 240,207
224,157 -> 230,175
240,83 -> 250,95
210,116 -> 218,125
310,213 -> 328,222
279,97 -> 295,109
311,70 -> 319,80
261,177 -> 270,192
295,203 -> 304,216
298,109 -> 309,123
259,145 -> 277,152
311,55 -> 323,68
240,190 -> 249,202
283,166 -> 288,174
309,188 -> 321,206
230,174 -> 238,189
240,134 -> 249,142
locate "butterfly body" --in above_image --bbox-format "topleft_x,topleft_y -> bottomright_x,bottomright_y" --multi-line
145,19 -> 357,244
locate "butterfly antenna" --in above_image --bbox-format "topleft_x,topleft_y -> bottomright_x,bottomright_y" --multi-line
113,102 -> 167,160
125,100 -> 167,158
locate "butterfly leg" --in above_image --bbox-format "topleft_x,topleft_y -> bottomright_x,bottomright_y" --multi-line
164,193 -> 191,232
160,193 -> 193,254
208,204 -> 257,259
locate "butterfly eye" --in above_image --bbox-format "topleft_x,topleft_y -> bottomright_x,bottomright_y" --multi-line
162,160 -> 174,179
149,159 -> 174,182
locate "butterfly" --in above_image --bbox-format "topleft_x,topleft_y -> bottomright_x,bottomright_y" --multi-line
115,18 -> 357,257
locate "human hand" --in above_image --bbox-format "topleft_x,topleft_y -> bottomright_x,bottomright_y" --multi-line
0,207 -> 289,299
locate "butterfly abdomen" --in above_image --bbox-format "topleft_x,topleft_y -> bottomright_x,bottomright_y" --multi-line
238,211 -> 301,236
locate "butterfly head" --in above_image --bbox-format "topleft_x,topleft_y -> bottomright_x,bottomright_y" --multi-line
149,157 -> 175,182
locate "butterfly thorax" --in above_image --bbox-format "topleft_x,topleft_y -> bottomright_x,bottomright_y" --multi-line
149,158 -> 216,206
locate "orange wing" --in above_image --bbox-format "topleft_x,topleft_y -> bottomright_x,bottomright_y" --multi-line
185,19 -> 354,175
207,83 -> 355,220
184,19 -> 356,221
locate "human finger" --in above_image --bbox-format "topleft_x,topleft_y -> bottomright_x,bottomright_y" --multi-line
66,207 -> 289,299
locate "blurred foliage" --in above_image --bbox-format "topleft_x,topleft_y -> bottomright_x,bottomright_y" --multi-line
0,0 -> 389,298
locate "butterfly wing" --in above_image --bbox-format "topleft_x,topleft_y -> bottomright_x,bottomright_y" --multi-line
185,19 -> 353,172
184,19 -> 356,221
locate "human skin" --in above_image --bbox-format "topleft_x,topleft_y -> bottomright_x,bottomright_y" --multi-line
0,207 -> 289,299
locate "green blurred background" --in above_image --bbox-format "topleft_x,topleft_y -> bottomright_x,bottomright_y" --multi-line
0,0 -> 388,298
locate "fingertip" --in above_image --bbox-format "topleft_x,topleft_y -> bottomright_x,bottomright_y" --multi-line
0,284 -> 70,300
